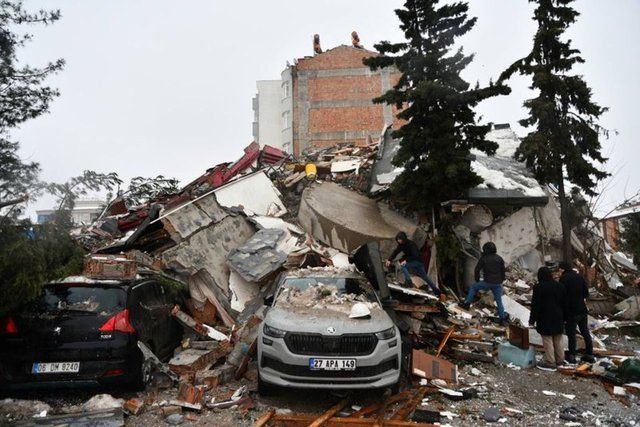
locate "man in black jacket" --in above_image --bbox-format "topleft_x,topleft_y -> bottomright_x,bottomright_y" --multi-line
559,261 -> 595,363
460,242 -> 506,323
529,267 -> 566,370
385,232 -> 441,297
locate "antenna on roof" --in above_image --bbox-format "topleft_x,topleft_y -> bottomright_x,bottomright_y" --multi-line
313,34 -> 322,55
351,31 -> 363,49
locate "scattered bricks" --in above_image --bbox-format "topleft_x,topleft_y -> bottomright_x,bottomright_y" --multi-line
179,371 -> 195,385
200,364 -> 236,387
169,341 -> 233,375
123,398 -> 145,415
177,383 -> 205,405
184,298 -> 217,326
161,406 -> 182,417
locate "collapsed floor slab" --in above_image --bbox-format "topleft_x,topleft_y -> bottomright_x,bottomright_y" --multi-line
298,181 -> 417,254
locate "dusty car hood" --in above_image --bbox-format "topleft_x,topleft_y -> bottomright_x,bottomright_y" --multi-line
264,305 -> 394,335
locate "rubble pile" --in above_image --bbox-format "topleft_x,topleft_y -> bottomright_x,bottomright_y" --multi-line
17,128 -> 638,425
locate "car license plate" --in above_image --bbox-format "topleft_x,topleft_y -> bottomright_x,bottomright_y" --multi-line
309,358 -> 356,371
32,362 -> 80,374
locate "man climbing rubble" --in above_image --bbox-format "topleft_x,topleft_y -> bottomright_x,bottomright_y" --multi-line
558,261 -> 595,364
385,231 -> 442,298
459,242 -> 507,325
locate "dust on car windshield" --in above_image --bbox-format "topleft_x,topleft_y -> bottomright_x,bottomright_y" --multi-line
275,277 -> 379,314
30,286 -> 125,317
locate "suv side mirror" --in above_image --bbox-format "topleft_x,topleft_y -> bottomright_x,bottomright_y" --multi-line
263,295 -> 274,306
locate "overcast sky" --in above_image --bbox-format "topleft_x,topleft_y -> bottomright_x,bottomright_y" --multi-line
14,0 -> 640,218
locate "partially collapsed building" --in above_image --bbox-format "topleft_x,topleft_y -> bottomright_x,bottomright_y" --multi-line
253,45 -> 403,156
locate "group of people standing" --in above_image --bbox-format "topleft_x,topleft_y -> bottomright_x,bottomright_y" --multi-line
529,261 -> 595,370
387,234 -> 595,371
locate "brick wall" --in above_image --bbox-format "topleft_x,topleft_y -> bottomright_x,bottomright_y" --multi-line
296,46 -> 378,70
308,106 -> 384,133
292,45 -> 398,156
308,76 -> 381,101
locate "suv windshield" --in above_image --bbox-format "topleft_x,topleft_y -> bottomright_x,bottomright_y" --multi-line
29,285 -> 126,317
275,277 -> 378,308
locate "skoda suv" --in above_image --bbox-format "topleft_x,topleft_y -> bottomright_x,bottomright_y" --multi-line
257,269 -> 401,394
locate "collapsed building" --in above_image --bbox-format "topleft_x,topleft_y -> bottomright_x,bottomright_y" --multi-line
58,119 -> 640,424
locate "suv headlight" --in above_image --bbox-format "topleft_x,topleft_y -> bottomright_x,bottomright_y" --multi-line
375,327 -> 396,340
263,324 -> 286,338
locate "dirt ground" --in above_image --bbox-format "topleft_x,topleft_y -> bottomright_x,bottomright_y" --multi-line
2,358 -> 638,427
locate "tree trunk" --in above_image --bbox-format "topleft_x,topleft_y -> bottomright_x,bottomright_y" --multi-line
557,169 -> 573,262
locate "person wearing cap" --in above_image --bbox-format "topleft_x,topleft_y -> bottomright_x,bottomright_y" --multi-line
385,232 -> 442,298
558,261 -> 595,363
459,242 -> 507,324
529,266 -> 566,371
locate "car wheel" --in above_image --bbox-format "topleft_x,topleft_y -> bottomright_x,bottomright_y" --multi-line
258,372 -> 276,396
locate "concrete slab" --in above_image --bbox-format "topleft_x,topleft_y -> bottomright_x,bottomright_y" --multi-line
163,215 -> 255,295
298,182 -> 416,253
214,171 -> 287,217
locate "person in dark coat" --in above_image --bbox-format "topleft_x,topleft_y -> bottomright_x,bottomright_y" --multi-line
459,242 -> 506,323
385,232 -> 441,297
529,267 -> 566,370
559,261 -> 595,363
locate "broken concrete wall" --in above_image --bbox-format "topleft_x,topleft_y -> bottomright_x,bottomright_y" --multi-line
298,181 -> 417,254
479,198 -> 562,267
163,215 -> 255,296
160,193 -> 229,242
214,171 -> 287,217
228,271 -> 260,313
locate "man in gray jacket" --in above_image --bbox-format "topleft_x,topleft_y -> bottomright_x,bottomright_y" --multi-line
460,242 -> 507,324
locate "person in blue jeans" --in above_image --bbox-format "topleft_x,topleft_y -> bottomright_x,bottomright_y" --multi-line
460,242 -> 507,324
385,232 -> 441,297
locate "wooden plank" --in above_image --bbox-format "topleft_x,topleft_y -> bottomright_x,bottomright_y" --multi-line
389,388 -> 428,421
435,327 -> 455,357
307,397 -> 351,427
350,391 -> 412,419
421,330 -> 482,341
392,304 -> 441,313
255,409 -> 276,427
269,414 -> 437,427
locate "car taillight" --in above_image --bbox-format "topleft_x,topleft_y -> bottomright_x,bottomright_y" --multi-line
99,309 -> 136,334
0,317 -> 18,334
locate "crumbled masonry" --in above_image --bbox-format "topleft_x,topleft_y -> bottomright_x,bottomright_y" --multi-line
8,126 -> 639,425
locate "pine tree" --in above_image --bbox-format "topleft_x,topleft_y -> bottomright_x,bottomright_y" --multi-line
0,2 -> 64,210
499,0 -> 609,261
364,0 -> 509,214
620,214 -> 640,267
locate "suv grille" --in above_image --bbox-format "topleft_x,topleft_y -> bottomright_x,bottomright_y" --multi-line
284,333 -> 377,356
262,355 -> 398,378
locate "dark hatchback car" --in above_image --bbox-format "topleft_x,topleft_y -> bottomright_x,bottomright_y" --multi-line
0,275 -> 184,390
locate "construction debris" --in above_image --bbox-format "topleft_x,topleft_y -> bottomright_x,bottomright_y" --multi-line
34,123 -> 636,426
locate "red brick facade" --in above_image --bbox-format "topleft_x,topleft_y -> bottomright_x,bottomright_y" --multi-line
290,45 -> 402,156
